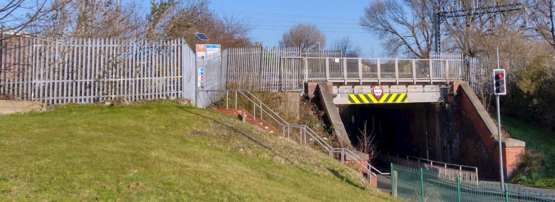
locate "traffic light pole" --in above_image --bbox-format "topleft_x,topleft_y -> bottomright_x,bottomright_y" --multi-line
497,95 -> 505,190
495,47 -> 505,191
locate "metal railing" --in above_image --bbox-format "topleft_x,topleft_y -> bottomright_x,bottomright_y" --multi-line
200,89 -> 391,184
380,150 -> 479,184
391,164 -> 555,202
0,37 -> 196,104
282,56 -> 466,85
224,47 -> 341,92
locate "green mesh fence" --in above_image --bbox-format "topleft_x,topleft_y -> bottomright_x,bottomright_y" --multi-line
391,164 -> 555,202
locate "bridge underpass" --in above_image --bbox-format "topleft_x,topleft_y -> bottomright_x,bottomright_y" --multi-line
341,103 -> 441,162
308,80 -> 525,184
221,50 -> 526,187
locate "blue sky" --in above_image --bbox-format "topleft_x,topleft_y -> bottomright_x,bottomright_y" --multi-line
207,0 -> 382,56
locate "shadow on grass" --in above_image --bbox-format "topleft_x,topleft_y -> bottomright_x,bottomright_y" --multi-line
178,107 -> 310,173
180,107 -> 369,190
326,168 -> 366,190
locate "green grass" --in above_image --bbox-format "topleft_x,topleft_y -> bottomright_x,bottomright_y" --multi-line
502,115 -> 555,189
0,101 -> 396,201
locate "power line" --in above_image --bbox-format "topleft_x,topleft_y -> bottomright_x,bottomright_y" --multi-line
216,9 -> 359,21
255,25 -> 364,30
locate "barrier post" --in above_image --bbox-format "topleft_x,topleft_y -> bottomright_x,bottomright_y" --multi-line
420,168 -> 425,202
457,175 -> 461,202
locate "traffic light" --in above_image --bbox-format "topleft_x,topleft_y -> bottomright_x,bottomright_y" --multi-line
493,69 -> 506,95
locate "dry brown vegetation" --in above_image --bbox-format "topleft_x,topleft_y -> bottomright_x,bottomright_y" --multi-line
7,0 -> 254,49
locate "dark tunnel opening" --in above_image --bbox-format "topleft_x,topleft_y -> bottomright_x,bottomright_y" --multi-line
339,103 -> 446,164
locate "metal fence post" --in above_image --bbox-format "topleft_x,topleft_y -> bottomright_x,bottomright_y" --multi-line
412,59 -> 417,84
377,58 -> 381,85
457,175 -> 461,202
358,58 -> 362,84
420,168 -> 425,202
304,58 -> 308,83
391,164 -> 394,196
395,59 -> 399,84
392,171 -> 398,197
429,59 -> 433,84
341,149 -> 345,164
505,184 -> 509,202
446,60 -> 450,79
226,91 -> 229,109
287,126 -> 290,138
343,58 -> 347,85
235,91 -> 237,109
325,57 -> 330,80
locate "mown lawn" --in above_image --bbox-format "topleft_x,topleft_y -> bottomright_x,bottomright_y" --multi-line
503,115 -> 555,189
0,101 -> 396,201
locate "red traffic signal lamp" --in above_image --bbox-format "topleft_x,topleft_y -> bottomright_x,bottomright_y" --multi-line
493,69 -> 506,95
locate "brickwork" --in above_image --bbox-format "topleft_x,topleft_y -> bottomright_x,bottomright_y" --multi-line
305,82 -> 332,96
504,146 -> 525,178
453,82 -> 525,180
344,159 -> 378,188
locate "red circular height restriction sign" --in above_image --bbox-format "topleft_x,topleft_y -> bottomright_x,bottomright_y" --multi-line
372,85 -> 383,98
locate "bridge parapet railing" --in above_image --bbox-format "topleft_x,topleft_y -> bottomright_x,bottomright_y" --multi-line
282,56 -> 466,85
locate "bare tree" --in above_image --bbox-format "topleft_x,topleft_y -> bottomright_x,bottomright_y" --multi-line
145,0 -> 177,38
33,0 -> 144,38
279,23 -> 326,51
360,0 -> 435,58
357,120 -> 378,164
162,0 -> 254,49
330,36 -> 363,57
1,0 -> 49,38
531,0 -> 555,50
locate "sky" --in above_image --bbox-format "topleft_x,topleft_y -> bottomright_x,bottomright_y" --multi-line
206,0 -> 382,57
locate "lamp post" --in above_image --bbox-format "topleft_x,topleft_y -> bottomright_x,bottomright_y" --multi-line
194,32 -> 209,108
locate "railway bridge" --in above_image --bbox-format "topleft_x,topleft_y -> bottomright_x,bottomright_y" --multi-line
223,52 -> 525,182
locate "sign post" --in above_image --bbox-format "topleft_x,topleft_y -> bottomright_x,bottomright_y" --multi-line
195,43 -> 221,107
194,33 -> 209,108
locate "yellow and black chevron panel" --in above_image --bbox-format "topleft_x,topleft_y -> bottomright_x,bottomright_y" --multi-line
348,93 -> 407,104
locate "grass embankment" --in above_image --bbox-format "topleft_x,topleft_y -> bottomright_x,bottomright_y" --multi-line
503,116 -> 555,189
0,102 -> 395,201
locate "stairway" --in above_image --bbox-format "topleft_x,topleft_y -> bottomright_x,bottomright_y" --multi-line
210,108 -> 282,136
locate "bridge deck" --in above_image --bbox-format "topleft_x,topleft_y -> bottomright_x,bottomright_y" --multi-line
331,84 -> 444,105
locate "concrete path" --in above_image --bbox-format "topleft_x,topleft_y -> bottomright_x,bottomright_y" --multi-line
480,180 -> 555,195
0,100 -> 42,115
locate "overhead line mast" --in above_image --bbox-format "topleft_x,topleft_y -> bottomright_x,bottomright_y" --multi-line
433,1 -> 526,53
